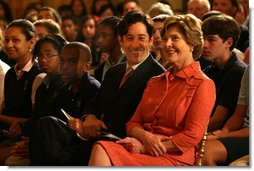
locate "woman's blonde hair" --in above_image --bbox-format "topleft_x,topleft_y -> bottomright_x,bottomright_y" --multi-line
161,14 -> 203,60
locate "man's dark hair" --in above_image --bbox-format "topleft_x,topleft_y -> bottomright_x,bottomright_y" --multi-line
117,10 -> 153,39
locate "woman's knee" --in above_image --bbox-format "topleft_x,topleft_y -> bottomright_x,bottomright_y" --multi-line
89,143 -> 111,166
92,144 -> 104,154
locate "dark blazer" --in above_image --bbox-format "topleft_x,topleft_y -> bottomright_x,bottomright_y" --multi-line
87,54 -> 165,138
94,57 -> 127,83
94,62 -> 105,83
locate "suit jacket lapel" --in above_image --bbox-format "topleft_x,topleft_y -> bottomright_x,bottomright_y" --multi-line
116,55 -> 153,96
104,63 -> 126,103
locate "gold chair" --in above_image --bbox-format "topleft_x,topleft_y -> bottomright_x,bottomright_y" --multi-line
195,130 -> 208,166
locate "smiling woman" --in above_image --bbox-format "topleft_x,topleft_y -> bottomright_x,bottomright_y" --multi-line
161,14 -> 203,73
88,14 -> 216,167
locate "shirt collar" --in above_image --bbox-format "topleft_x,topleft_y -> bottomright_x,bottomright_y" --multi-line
14,59 -> 33,74
159,61 -> 201,79
211,51 -> 239,71
43,73 -> 62,89
68,72 -> 89,91
117,54 -> 126,64
174,61 -> 201,79
126,54 -> 149,70
105,54 -> 125,67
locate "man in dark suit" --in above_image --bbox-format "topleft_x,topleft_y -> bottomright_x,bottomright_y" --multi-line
29,11 -> 165,166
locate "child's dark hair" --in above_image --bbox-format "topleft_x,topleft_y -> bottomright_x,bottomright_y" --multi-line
79,15 -> 97,42
33,34 -> 67,59
39,7 -> 62,24
98,4 -> 116,17
202,14 -> 240,51
33,19 -> 61,35
91,0 -> 114,16
62,15 -> 78,25
70,0 -> 88,17
7,19 -> 37,40
0,1 -> 13,23
98,16 -> 121,36
63,42 -> 92,63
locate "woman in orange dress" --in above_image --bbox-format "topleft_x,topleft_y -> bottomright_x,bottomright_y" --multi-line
88,14 -> 216,166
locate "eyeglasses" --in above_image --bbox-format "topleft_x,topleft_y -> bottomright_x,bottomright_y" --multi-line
37,52 -> 59,61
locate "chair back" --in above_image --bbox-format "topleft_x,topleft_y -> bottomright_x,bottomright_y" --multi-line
195,129 -> 208,166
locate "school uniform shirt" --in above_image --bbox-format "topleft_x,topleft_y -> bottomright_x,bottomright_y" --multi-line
204,52 -> 246,126
2,60 -> 41,118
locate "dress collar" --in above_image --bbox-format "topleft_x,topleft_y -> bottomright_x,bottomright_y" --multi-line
167,61 -> 201,79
